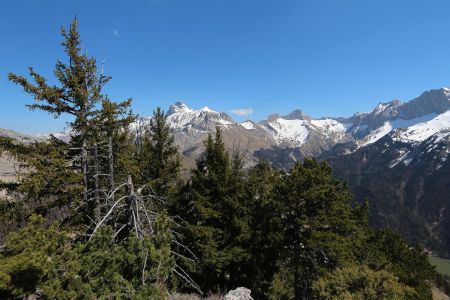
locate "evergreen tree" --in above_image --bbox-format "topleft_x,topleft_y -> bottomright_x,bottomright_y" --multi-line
274,158 -> 365,300
0,136 -> 82,222
183,127 -> 250,293
0,214 -> 175,299
138,107 -> 181,196
8,18 -> 110,206
243,161 -> 283,298
92,98 -> 136,188
363,229 -> 435,300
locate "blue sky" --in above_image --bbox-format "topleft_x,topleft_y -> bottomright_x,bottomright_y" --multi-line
2,0 -> 450,134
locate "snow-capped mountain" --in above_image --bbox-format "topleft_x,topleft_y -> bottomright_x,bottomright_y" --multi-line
138,102 -> 278,166
5,86 -> 449,167
166,102 -> 234,129
347,87 -> 450,147
149,87 -> 450,166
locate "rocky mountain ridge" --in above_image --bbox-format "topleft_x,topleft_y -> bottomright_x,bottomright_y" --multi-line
147,87 -> 450,166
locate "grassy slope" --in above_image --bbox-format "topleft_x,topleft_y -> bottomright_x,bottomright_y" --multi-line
430,257 -> 450,277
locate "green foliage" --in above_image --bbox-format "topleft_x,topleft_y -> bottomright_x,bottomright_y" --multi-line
93,98 -> 137,182
138,107 -> 181,196
0,200 -> 30,244
0,215 -> 68,298
8,17 -> 109,136
312,265 -> 415,300
182,127 -> 251,293
0,214 -> 175,299
363,229 -> 435,299
243,161 -> 283,298
43,216 -> 174,299
0,18 -> 179,299
273,158 -> 365,299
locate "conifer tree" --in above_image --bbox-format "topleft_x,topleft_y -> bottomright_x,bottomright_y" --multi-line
183,127 -> 250,293
243,161 -> 282,298
274,158 -> 364,300
138,107 -> 181,196
92,98 -> 136,189
8,18 -> 110,205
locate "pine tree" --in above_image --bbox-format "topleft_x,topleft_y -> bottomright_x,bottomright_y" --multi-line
138,107 -> 181,196
8,18 -> 110,206
363,229 -> 435,300
91,98 -> 136,189
243,161 -> 283,298
182,127 -> 251,293
274,158 -> 364,300
0,135 -> 82,222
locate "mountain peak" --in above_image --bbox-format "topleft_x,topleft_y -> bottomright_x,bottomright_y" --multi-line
200,106 -> 214,113
266,113 -> 280,122
168,102 -> 191,115
373,100 -> 401,115
285,109 -> 310,120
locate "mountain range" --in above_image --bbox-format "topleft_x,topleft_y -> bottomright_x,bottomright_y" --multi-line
142,87 -> 450,170
1,87 -> 450,256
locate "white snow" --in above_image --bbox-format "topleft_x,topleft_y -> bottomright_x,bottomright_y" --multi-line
240,121 -> 255,130
166,103 -> 233,129
310,119 -> 349,139
394,110 -> 450,143
389,150 -> 411,168
443,87 -> 450,96
434,131 -> 450,143
200,106 -> 214,113
360,122 -> 393,147
373,103 -> 391,115
359,112 -> 448,146
266,118 -> 310,147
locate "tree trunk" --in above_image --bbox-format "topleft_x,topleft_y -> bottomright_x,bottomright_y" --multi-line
82,138 -> 88,203
125,174 -> 137,237
93,143 -> 100,221
108,136 -> 115,193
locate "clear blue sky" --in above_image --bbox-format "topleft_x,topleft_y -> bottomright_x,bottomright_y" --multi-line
2,0 -> 450,134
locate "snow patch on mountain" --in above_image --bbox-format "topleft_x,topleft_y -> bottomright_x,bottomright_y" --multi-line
360,122 -> 393,147
389,149 -> 412,168
359,112 -> 443,147
264,118 -> 310,147
310,119 -> 350,138
166,102 -> 234,129
394,110 -> 450,143
240,121 -> 256,130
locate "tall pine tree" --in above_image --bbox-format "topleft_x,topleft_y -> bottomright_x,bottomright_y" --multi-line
273,158 -> 365,300
183,127 -> 250,294
8,18 -> 110,207
138,107 -> 181,196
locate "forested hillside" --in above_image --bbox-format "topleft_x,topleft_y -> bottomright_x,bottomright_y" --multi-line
0,19 -> 440,299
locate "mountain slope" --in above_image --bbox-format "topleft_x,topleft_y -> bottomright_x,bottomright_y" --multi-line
325,130 -> 450,256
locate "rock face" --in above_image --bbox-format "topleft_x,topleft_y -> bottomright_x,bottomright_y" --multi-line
224,287 -> 253,300
0,128 -> 39,144
0,128 -> 41,182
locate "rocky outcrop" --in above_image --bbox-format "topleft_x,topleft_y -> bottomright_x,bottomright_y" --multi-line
224,287 -> 253,300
